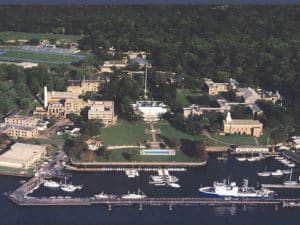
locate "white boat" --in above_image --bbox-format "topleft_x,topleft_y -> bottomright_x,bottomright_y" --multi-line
282,169 -> 292,174
275,156 -> 284,160
121,190 -> 147,199
44,180 -> 60,188
168,183 -> 181,188
94,192 -> 116,199
236,157 -> 246,162
287,163 -> 296,168
271,169 -> 284,177
60,184 -> 77,193
284,169 -> 298,186
247,157 -> 256,162
199,179 -> 276,198
125,170 -> 139,178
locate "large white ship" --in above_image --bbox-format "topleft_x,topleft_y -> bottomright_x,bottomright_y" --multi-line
199,179 -> 276,199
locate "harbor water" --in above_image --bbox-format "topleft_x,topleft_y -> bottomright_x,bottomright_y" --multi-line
1,155 -> 300,225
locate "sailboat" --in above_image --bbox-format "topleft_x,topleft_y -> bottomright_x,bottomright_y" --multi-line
257,167 -> 271,177
284,169 -> 298,186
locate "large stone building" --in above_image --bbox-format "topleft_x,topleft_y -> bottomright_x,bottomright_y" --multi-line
5,115 -> 40,127
0,124 -> 39,139
100,59 -> 128,73
88,101 -> 116,125
205,78 -> 230,95
0,143 -> 46,169
67,80 -> 102,95
222,112 -> 263,137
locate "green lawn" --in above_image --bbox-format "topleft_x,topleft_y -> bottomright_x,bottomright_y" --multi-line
0,31 -> 80,42
95,149 -> 203,163
0,51 -> 80,63
156,121 -> 205,142
101,120 -> 152,145
0,166 -> 33,175
176,89 -> 203,107
257,129 -> 273,145
211,134 -> 256,145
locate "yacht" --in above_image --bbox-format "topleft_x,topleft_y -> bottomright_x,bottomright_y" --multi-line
121,190 -> 147,199
287,163 -> 296,168
60,184 -> 77,193
284,169 -> 298,186
282,169 -> 292,174
236,157 -> 246,162
257,168 -> 271,177
275,156 -> 284,160
168,183 -> 181,188
199,179 -> 276,199
44,180 -> 60,188
94,192 -> 116,199
271,169 -> 284,177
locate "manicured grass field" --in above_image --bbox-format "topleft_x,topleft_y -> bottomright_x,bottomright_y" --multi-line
0,51 -> 80,64
211,134 -> 256,145
101,120 -> 152,145
176,89 -> 203,107
0,31 -> 80,42
95,149 -> 203,163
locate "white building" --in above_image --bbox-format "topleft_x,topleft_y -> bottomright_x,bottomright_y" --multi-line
237,87 -> 261,103
131,101 -> 168,122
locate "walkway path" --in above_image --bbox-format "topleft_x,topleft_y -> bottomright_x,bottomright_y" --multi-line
202,130 -> 232,146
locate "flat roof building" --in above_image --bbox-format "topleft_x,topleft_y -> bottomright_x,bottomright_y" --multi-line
67,80 -> 102,95
5,115 -> 40,127
88,101 -> 116,125
0,143 -> 46,169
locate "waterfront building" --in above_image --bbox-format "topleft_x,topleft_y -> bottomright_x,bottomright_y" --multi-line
222,112 -> 263,137
87,101 -> 116,125
204,78 -> 230,95
0,143 -> 46,169
131,101 -> 168,122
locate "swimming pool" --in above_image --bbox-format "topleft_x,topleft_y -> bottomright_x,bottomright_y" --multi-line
140,149 -> 175,156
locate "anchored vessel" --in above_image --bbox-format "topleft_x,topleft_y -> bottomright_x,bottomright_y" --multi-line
199,179 -> 276,199
121,190 -> 147,199
43,180 -> 60,188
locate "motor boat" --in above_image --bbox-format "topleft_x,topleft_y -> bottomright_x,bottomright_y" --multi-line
44,180 -> 60,188
94,192 -> 117,199
168,183 -> 181,188
271,169 -> 284,177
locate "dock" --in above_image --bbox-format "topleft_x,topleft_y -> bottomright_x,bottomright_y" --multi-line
261,184 -> 300,189
205,146 -> 229,152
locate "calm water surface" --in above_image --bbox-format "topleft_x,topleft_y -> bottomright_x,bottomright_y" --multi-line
1,156 -> 300,225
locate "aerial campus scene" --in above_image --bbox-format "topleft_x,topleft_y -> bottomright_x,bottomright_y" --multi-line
0,1 -> 299,225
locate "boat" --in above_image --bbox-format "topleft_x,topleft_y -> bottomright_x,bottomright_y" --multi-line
287,163 -> 296,168
94,192 -> 116,199
168,183 -> 181,188
247,157 -> 256,162
236,157 -> 246,162
199,179 -> 276,199
275,156 -> 284,160
44,180 -> 60,188
60,184 -> 77,193
284,169 -> 298,186
60,177 -> 82,193
271,169 -> 284,177
121,190 -> 147,199
257,168 -> 271,177
125,170 -> 139,178
282,169 -> 292,174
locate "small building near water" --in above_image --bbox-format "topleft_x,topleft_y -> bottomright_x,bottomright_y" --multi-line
231,145 -> 270,153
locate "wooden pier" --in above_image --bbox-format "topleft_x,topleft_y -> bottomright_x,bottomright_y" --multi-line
9,195 -> 287,208
261,184 -> 300,189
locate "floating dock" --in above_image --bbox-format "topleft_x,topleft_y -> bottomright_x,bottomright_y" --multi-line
261,184 -> 300,189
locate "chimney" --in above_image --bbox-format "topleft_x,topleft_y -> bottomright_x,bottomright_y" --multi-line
44,86 -> 48,108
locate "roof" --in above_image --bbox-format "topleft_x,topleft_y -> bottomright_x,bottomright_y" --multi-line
224,119 -> 262,126
128,57 -> 148,66
238,88 -> 261,101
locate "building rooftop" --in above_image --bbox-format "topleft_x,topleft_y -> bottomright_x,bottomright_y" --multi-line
237,87 -> 261,101
48,91 -> 79,99
224,119 -> 262,125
